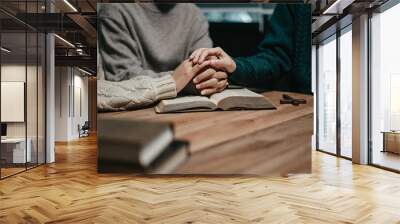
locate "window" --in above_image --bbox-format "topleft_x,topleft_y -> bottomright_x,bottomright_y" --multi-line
316,24 -> 353,159
339,27 -> 352,158
0,1 -> 47,179
317,35 -> 337,154
370,2 -> 400,171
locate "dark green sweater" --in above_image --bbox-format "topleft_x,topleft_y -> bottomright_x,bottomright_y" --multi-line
230,4 -> 311,94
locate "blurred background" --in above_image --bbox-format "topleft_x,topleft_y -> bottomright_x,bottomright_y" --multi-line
200,3 -> 274,57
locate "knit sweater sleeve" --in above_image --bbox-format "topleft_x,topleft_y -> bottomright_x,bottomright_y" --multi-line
97,74 -> 177,112
229,5 -> 295,90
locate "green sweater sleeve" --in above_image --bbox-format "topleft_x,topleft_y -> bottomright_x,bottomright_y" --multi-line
230,5 -> 295,90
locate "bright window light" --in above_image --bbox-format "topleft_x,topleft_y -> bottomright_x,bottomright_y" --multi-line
1,47 -> 11,53
63,0 -> 78,12
78,67 -> 93,76
54,34 -> 75,48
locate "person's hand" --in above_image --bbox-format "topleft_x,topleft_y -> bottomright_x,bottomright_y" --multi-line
189,47 -> 236,73
193,67 -> 228,95
172,59 -> 210,93
191,55 -> 229,96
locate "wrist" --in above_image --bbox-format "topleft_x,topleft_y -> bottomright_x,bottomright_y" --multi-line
172,71 -> 191,93
228,60 -> 236,73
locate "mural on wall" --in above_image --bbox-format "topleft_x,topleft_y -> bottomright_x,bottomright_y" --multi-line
96,3 -> 312,175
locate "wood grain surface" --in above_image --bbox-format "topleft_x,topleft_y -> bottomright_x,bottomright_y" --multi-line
99,91 -> 313,175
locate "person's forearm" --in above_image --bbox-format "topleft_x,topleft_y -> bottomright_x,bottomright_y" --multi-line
172,70 -> 193,93
97,75 -> 177,112
229,5 -> 295,90
230,52 -> 288,90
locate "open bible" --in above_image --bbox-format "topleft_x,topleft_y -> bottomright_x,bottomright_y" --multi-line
155,88 -> 276,113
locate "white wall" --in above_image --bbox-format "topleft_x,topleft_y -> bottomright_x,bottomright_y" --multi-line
1,82 -> 25,122
1,63 -> 46,164
71,73 -> 89,138
54,67 -> 89,141
1,65 -> 26,139
55,67 -> 69,141
1,65 -> 39,138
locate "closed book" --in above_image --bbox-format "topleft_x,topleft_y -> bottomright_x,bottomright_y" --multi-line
98,140 -> 189,174
98,118 -> 174,168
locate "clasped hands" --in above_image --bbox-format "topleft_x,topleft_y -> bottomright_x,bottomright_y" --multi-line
172,47 -> 236,96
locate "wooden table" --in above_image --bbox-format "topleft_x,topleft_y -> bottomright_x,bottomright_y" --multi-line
98,91 -> 313,175
382,131 -> 400,154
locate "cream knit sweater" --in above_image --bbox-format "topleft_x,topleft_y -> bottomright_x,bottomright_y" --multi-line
97,75 -> 177,112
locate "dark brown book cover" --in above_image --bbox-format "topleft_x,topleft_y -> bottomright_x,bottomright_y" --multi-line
98,118 -> 174,168
98,140 -> 189,174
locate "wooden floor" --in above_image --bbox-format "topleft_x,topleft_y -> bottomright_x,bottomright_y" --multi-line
1,136 -> 400,223
372,150 -> 400,171
1,167 -> 26,178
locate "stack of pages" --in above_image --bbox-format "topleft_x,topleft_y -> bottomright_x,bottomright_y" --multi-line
155,88 -> 276,113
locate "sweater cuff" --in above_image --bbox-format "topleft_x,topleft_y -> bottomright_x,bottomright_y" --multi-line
230,58 -> 245,84
153,74 -> 177,100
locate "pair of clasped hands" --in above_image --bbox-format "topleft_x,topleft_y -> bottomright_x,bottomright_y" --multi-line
171,47 -> 236,96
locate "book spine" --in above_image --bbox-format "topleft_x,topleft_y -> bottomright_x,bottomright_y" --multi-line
97,139 -> 141,165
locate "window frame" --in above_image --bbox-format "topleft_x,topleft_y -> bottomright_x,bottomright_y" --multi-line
367,0 -> 400,173
315,21 -> 353,160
